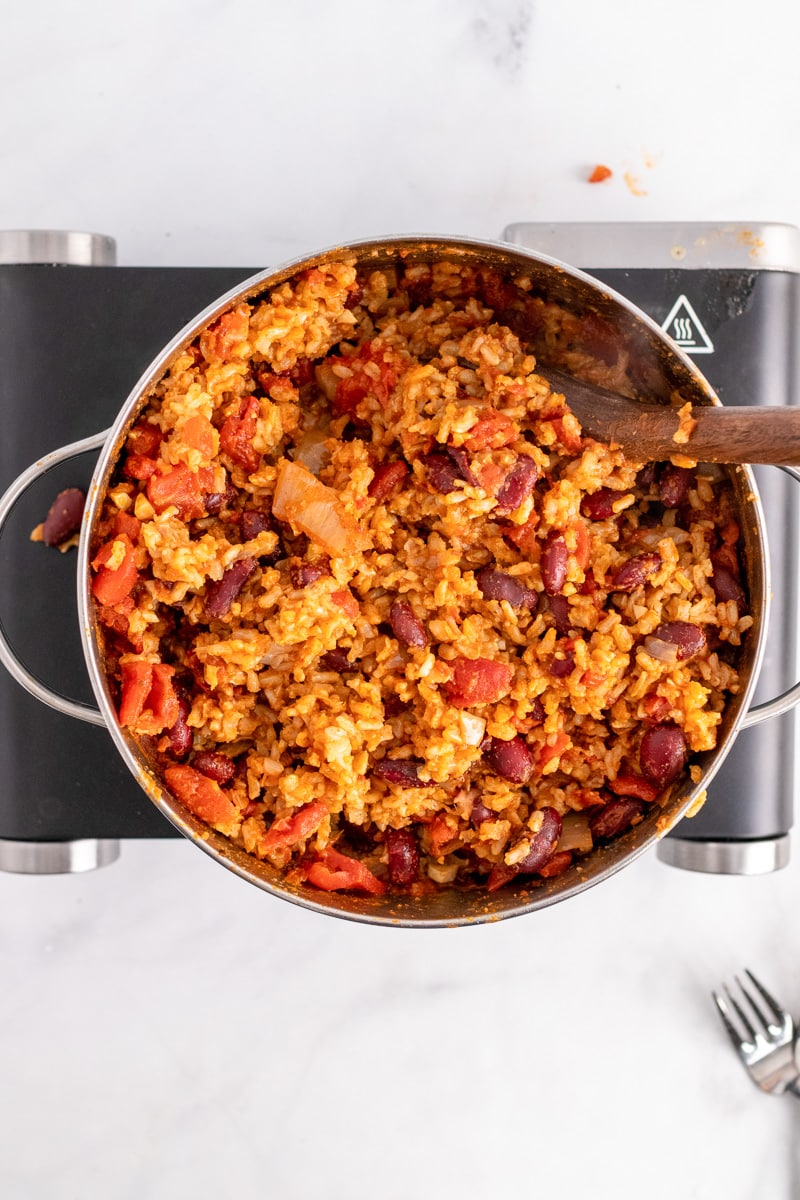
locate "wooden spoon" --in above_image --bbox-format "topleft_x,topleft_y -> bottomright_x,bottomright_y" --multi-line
540,367 -> 800,465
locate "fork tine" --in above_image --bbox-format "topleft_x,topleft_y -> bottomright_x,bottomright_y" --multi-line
712,989 -> 751,1053
743,968 -> 785,1027
724,984 -> 759,1045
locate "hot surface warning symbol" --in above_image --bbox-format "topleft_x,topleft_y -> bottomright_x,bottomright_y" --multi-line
661,294 -> 714,355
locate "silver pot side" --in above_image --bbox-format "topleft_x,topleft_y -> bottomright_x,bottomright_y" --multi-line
75,235 -> 770,927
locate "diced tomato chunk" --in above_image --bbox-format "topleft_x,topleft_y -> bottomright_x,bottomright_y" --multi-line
113,512 -> 141,541
608,772 -> 659,803
571,521 -> 591,571
306,847 -> 386,896
123,454 -> 159,481
126,421 -> 162,457
199,304 -> 249,363
588,164 -> 613,184
550,415 -> 583,454
643,694 -> 672,724
429,814 -> 458,856
505,514 -> 540,556
487,863 -> 518,892
118,661 -> 179,735
464,410 -> 518,451
91,534 -> 139,606
118,661 -> 153,728
443,657 -> 513,708
219,396 -> 261,473
147,464 -> 211,520
165,764 -> 241,838
539,850 -> 573,878
536,730 -> 570,772
368,460 -> 408,502
145,664 -> 180,733
331,589 -> 359,619
328,341 -> 403,416
261,801 -> 328,852
182,414 -> 218,459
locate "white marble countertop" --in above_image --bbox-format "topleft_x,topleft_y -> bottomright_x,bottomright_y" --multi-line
2,1 -> 800,1196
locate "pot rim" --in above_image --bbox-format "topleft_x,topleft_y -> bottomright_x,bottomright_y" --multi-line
75,233 -> 771,926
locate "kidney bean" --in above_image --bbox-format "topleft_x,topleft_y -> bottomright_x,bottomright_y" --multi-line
344,281 -> 364,310
341,419 -> 373,443
470,797 -> 495,826
659,464 -> 695,508
386,828 -> 420,885
637,463 -> 658,491
517,808 -> 562,873
205,556 -> 257,618
529,696 -> 546,724
549,646 -> 575,677
389,601 -> 428,648
609,552 -> 661,592
167,697 -> 193,759
192,751 -> 236,784
204,478 -> 237,516
711,563 -> 746,610
383,695 -> 410,718
421,446 -> 476,494
373,759 -> 430,787
543,593 -> 571,634
319,648 -> 353,672
290,559 -> 331,588
589,797 -> 644,841
204,492 -> 224,516
421,452 -> 460,494
496,456 -> 539,511
652,621 -> 707,661
484,735 -> 534,783
580,488 -> 617,521
640,723 -> 686,788
445,445 -> 478,487
476,568 -> 536,608
241,509 -> 277,540
541,533 -> 568,596
42,488 -> 86,546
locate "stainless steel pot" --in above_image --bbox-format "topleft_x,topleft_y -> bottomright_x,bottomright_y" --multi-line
2,234 -> 800,926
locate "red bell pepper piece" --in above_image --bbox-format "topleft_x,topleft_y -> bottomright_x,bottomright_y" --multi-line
219,396 -> 261,473
164,764 -> 241,838
261,801 -> 328,852
91,533 -> 139,606
306,847 -> 386,896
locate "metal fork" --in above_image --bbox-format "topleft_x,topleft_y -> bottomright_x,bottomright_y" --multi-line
712,969 -> 800,1097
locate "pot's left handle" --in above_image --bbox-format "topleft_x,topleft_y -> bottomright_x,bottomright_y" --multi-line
0,430 -> 111,726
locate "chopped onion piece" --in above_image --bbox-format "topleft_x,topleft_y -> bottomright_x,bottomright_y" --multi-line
459,712 -> 487,747
314,362 -> 338,403
292,430 -> 330,476
558,812 -> 593,854
643,636 -> 680,663
272,459 -> 369,555
427,858 -> 460,884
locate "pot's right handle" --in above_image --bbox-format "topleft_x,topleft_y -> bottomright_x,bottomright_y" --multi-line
0,429 -> 110,726
740,464 -> 800,729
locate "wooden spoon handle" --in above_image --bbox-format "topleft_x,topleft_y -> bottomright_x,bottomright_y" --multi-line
603,406 -> 800,465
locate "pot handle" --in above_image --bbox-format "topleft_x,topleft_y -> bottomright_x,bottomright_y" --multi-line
740,463 -> 800,729
0,429 -> 111,727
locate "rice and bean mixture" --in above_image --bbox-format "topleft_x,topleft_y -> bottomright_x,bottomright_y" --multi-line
90,259 -> 751,897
